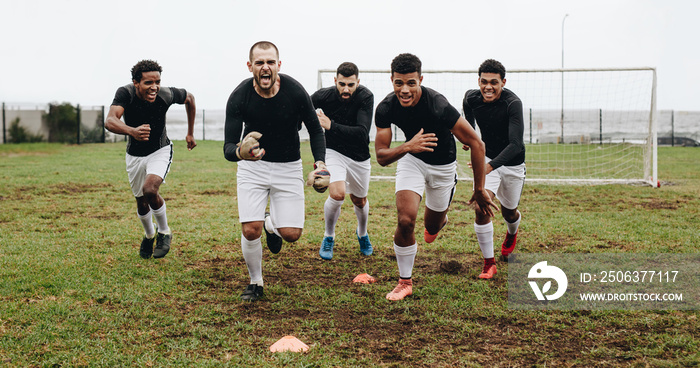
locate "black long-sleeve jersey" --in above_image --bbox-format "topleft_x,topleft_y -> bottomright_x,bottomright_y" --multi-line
111,84 -> 187,157
224,74 -> 325,163
375,86 -> 460,165
310,84 -> 373,161
462,88 -> 525,169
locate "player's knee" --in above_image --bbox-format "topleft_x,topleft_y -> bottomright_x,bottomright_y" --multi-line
503,208 -> 520,223
329,183 -> 345,201
241,223 -> 263,240
330,191 -> 345,202
279,228 -> 302,243
397,214 -> 416,232
350,195 -> 366,208
142,184 -> 159,200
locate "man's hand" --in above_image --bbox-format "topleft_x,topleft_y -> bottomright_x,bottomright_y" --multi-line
236,131 -> 265,160
462,145 -> 493,174
186,134 -> 197,151
316,109 -> 331,130
406,128 -> 438,153
131,124 -> 151,141
464,160 -> 494,174
468,188 -> 499,218
307,161 -> 330,193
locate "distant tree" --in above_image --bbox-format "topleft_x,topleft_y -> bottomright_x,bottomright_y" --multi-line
80,109 -> 106,143
8,117 -> 44,143
43,102 -> 77,143
81,125 -> 105,143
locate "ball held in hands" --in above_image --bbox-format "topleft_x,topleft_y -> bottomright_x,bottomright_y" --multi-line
307,161 -> 330,193
236,131 -> 264,160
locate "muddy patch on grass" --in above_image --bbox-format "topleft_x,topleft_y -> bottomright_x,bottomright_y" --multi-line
6,183 -> 115,199
180,242 -> 695,367
438,260 -> 463,274
639,197 -> 685,210
198,189 -> 233,196
47,182 -> 113,195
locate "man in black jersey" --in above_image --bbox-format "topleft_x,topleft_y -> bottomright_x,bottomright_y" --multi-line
224,41 -> 327,302
311,62 -> 374,260
106,59 -> 196,260
463,59 -> 526,279
375,53 -> 497,300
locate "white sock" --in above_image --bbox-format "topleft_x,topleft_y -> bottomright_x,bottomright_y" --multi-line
474,222 -> 494,259
265,214 -> 281,237
138,210 -> 156,238
507,211 -> 521,235
354,201 -> 369,237
241,235 -> 263,286
394,243 -> 417,279
324,197 -> 343,238
151,203 -> 170,234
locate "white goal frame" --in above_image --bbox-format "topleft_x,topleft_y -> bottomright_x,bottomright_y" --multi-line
317,67 -> 658,186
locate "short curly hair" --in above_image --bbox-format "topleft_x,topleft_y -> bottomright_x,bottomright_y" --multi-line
478,59 -> 506,79
337,62 -> 359,78
391,53 -> 421,76
131,60 -> 162,82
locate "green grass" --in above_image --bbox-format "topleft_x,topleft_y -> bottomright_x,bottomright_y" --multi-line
0,141 -> 698,367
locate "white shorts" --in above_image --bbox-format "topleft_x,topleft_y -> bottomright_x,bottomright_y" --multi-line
237,159 -> 305,228
325,149 -> 371,198
484,157 -> 526,210
125,144 -> 173,197
395,154 -> 457,212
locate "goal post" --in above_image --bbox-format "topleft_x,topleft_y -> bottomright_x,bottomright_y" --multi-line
317,67 -> 658,186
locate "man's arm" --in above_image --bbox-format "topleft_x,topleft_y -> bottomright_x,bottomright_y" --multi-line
325,94 -> 373,141
488,100 -> 525,170
184,92 -> 196,150
223,95 -> 244,162
451,117 -> 498,217
461,98 -> 493,172
374,127 -> 437,167
105,105 -> 151,141
462,93 -> 477,130
302,95 -> 326,163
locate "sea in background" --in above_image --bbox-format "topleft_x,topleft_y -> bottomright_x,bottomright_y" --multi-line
161,108 -> 700,145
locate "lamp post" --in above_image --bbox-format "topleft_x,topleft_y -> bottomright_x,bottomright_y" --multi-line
560,13 -> 569,144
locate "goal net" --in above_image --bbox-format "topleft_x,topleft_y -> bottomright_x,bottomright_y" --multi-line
317,67 -> 658,186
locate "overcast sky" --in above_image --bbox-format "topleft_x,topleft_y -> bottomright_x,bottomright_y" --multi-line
1,0 -> 697,111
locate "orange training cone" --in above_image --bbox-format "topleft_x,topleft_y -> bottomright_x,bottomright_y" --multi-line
269,335 -> 309,353
353,273 -> 377,284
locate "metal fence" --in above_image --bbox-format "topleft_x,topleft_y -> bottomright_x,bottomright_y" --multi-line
3,102 -> 698,146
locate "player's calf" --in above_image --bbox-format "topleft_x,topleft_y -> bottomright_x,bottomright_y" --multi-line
424,215 -> 448,244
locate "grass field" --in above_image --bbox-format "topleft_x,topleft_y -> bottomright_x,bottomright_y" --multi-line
0,141 -> 698,367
